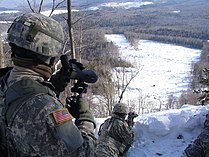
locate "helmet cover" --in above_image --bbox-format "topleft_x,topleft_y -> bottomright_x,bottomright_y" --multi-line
7,13 -> 64,57
113,103 -> 128,114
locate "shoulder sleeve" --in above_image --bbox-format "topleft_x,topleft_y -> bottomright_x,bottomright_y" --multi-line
38,94 -> 96,156
36,94 -> 83,153
111,119 -> 134,145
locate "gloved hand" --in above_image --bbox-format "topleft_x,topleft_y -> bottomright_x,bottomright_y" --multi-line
127,112 -> 138,127
50,57 -> 85,93
66,96 -> 96,128
69,59 -> 85,71
128,112 -> 139,119
49,66 -> 72,93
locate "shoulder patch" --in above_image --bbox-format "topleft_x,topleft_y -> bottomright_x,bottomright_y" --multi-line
52,108 -> 73,124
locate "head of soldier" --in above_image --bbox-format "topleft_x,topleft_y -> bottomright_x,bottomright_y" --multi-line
7,13 -> 64,80
112,103 -> 128,119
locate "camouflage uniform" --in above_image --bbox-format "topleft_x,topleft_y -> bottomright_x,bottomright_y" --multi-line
0,13 -> 96,157
95,103 -> 135,157
182,114 -> 209,157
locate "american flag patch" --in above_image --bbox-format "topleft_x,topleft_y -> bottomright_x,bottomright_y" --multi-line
52,108 -> 73,124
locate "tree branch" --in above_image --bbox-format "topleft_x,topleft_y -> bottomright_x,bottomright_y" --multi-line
118,70 -> 140,103
49,0 -> 66,17
72,12 -> 97,25
27,0 -> 35,12
38,0 -> 44,13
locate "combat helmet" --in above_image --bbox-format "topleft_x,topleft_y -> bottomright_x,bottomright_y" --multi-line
113,103 -> 128,115
7,13 -> 64,57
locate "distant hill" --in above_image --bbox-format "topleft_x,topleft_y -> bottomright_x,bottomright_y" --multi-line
0,7 -> 13,11
0,0 -> 176,10
0,0 -> 104,9
0,0 -> 23,9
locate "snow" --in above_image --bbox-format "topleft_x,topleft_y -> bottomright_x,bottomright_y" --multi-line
40,9 -> 79,17
0,21 -> 12,24
99,1 -> 153,9
0,10 -> 19,14
94,34 -> 206,156
105,34 -> 201,108
173,10 -> 181,13
95,105 -> 209,157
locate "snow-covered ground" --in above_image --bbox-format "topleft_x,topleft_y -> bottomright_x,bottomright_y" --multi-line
0,10 -> 19,14
105,34 -> 201,109
101,1 -> 153,9
95,105 -> 209,157
95,35 -> 206,157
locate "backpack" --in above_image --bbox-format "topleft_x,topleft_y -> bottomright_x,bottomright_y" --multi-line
0,67 -> 12,157
0,67 -> 54,157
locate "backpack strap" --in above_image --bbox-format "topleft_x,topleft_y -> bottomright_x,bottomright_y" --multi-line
98,118 -> 113,136
0,67 -> 13,92
0,67 -> 13,78
0,67 -> 13,157
4,78 -> 55,125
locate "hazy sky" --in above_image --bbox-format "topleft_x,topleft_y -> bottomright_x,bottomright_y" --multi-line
0,0 -> 53,9
0,0 -> 98,9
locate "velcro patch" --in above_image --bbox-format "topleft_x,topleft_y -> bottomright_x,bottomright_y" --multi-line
52,108 -> 73,124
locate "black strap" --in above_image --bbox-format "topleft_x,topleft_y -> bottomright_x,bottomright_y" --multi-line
98,122 -> 104,136
98,118 -> 113,136
0,67 -> 13,78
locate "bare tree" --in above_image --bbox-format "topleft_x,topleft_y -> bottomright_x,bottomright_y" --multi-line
118,68 -> 139,103
166,95 -> 178,109
26,0 -> 66,15
67,0 -> 76,58
49,0 -> 66,17
112,59 -> 140,104
26,0 -> 35,12
137,92 -> 147,115
26,0 -> 44,12
0,34 -> 4,68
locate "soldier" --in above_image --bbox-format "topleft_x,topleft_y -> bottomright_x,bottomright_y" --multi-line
95,103 -> 138,157
182,114 -> 209,157
0,13 -> 96,156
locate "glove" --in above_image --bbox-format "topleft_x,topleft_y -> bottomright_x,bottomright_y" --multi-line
66,96 -> 96,128
128,112 -> 139,119
49,67 -> 72,93
50,58 -> 85,93
69,59 -> 85,70
127,112 -> 138,127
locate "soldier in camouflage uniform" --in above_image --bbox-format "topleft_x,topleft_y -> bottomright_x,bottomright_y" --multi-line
182,114 -> 209,157
0,13 -> 96,156
95,103 -> 136,157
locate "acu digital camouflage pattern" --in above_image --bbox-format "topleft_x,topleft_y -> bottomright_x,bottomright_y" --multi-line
95,114 -> 134,157
5,78 -> 96,157
112,103 -> 128,114
7,13 -> 64,57
182,113 -> 209,157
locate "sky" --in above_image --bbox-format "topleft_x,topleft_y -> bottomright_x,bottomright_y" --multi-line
94,34 -> 207,157
0,0 -> 155,10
